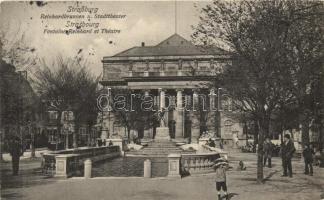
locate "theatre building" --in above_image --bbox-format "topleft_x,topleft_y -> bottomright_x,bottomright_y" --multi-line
100,34 -> 244,147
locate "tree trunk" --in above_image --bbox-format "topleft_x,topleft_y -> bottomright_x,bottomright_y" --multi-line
87,124 -> 92,147
73,130 -> 78,149
257,120 -> 265,184
127,126 -> 131,142
280,125 -> 284,144
56,111 -> 62,151
30,128 -> 35,158
253,121 -> 259,153
0,129 -> 4,161
319,120 -> 324,151
244,122 -> 248,146
301,119 -> 310,146
216,111 -> 221,138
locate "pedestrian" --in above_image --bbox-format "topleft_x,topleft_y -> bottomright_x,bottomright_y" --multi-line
213,158 -> 229,200
9,136 -> 23,176
98,139 -> 102,147
302,144 -> 314,176
263,138 -> 273,168
209,138 -> 216,148
280,134 -> 296,177
108,140 -> 113,146
237,160 -> 246,171
220,139 -> 224,149
102,139 -> 106,146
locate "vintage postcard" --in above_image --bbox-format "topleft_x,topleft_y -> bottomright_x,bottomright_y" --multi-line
1,1 -> 323,200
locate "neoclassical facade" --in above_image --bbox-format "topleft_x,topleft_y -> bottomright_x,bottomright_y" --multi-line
100,34 -> 243,145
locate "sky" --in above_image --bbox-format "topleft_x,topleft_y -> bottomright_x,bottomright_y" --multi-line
0,1 -> 210,76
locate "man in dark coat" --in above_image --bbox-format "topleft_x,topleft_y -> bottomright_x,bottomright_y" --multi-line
263,138 -> 273,168
302,144 -> 314,176
9,137 -> 23,175
281,134 -> 296,177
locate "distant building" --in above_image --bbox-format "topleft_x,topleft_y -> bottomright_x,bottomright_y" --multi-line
100,34 -> 244,146
0,60 -> 44,150
43,109 -> 98,150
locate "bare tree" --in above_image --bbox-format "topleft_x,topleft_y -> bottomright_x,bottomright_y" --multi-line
193,0 -> 323,183
0,24 -> 38,159
35,56 -> 99,149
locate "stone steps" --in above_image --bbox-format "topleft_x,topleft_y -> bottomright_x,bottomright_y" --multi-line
126,140 -> 195,157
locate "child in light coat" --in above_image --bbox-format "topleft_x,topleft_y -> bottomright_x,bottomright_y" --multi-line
213,158 -> 229,200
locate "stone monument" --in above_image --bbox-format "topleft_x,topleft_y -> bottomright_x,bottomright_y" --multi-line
155,108 -> 170,141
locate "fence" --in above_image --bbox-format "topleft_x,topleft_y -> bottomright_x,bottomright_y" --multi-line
41,145 -> 120,177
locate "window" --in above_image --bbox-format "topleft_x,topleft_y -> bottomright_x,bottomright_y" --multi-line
199,66 -> 207,71
64,112 -> 69,121
79,127 -> 87,135
224,120 -> 233,133
48,111 -> 58,120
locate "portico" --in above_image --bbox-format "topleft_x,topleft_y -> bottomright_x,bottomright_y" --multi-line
100,34 -> 244,144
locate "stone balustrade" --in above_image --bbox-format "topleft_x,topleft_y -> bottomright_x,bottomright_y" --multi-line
41,145 -> 120,177
200,144 -> 228,160
127,70 -> 213,77
180,152 -> 220,175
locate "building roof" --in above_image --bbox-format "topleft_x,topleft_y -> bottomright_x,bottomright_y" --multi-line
111,34 -> 228,57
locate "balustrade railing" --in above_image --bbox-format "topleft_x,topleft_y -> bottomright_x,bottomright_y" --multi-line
181,152 -> 220,175
41,146 -> 120,176
126,70 -> 215,78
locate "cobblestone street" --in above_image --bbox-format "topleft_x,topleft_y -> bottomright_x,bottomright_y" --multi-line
1,152 -> 323,200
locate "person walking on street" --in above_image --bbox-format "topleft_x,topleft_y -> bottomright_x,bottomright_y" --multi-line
303,144 -> 314,176
263,138 -> 273,168
281,134 -> 296,177
220,139 -> 224,150
9,136 -> 23,176
213,158 -> 229,200
108,140 -> 113,146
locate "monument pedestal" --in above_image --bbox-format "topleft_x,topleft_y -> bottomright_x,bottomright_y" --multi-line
154,127 -> 170,141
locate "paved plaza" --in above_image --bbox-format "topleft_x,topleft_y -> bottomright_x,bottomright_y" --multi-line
1,151 -> 324,200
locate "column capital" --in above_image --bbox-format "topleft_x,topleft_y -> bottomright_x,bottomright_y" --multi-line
209,88 -> 216,94
158,88 -> 166,93
143,90 -> 151,96
192,88 -> 200,93
176,88 -> 184,92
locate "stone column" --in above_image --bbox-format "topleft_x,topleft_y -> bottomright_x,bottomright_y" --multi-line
159,88 -> 165,111
55,154 -> 78,178
209,88 -> 216,110
191,89 -> 200,143
84,159 -> 92,179
108,112 -> 114,137
143,90 -> 152,139
167,154 -> 181,178
175,89 -> 184,139
144,159 -> 151,178
209,88 -> 218,138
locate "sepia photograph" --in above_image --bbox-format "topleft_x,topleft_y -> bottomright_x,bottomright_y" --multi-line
0,0 -> 323,200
